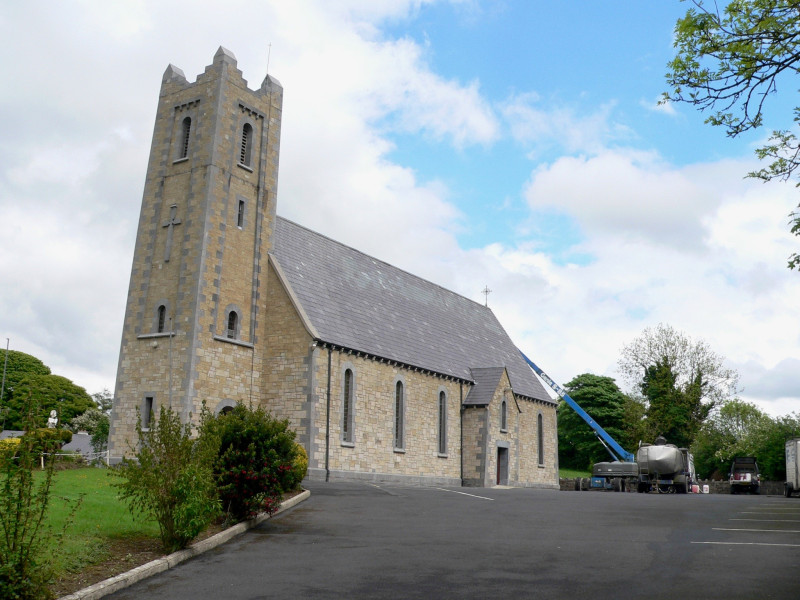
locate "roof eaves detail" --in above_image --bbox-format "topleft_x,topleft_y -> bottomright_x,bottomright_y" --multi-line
316,341 -> 474,387
268,253 -> 320,340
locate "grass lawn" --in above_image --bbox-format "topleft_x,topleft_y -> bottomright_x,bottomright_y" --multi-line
559,468 -> 590,479
44,466 -> 160,579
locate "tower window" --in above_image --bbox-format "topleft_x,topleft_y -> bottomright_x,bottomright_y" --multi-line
500,399 -> 508,432
179,117 -> 191,159
239,123 -> 253,166
157,305 -> 167,333
142,396 -> 154,430
237,199 -> 245,228
226,311 -> 239,339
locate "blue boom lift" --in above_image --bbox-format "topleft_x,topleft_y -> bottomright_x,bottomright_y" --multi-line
520,352 -> 639,491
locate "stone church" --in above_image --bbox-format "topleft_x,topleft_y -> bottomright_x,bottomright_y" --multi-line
108,47 -> 559,489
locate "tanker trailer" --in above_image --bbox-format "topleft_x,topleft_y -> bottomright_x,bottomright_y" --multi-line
636,437 -> 693,494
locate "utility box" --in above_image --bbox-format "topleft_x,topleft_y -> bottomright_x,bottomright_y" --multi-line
785,438 -> 800,498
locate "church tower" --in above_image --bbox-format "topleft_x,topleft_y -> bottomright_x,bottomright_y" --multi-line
109,48 -> 282,459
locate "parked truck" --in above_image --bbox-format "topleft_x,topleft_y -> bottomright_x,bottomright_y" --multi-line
785,438 -> 800,498
520,352 -> 695,493
636,438 -> 695,494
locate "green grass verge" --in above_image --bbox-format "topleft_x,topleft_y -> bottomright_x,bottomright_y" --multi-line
559,468 -> 590,479
44,467 -> 160,577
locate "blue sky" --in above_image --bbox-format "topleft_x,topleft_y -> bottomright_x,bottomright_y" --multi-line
0,0 -> 798,418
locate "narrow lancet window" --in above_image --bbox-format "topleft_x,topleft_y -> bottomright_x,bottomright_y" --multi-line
239,123 -> 253,166
180,117 -> 191,159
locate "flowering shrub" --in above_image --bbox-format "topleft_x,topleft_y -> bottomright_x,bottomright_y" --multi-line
207,404 -> 300,523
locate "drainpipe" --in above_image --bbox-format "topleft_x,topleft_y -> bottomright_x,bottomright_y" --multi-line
325,346 -> 331,482
459,382 -> 463,484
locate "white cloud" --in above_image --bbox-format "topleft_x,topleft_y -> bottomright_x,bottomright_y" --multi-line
501,93 -> 631,155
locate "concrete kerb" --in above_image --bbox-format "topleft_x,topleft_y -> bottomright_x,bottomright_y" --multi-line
58,489 -> 311,600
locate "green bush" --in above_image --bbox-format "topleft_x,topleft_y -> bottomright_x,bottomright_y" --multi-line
113,405 -> 220,553
207,404 -> 299,523
289,443 -> 308,490
0,409 -> 78,600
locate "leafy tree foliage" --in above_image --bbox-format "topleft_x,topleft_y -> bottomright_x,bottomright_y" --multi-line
618,324 -> 736,448
113,405 -> 220,553
692,399 -> 800,480
638,360 -> 713,449
557,374 -> 630,470
0,350 -> 94,431
90,389 -> 113,413
664,0 -> 800,269
69,408 -> 110,454
10,375 -> 94,431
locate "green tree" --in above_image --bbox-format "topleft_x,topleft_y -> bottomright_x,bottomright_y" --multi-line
69,408 -> 110,454
91,389 -> 113,413
10,374 -> 94,431
0,350 -> 94,431
692,400 -> 800,480
664,0 -> 800,269
618,324 -> 736,448
557,374 -> 630,470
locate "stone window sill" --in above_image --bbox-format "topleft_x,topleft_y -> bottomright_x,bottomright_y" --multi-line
341,441 -> 355,448
213,335 -> 254,349
393,448 -> 406,454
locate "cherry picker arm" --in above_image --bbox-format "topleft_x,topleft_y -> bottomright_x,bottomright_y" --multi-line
520,351 -> 635,463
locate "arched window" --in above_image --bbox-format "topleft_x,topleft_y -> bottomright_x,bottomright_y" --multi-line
537,413 -> 545,466
226,311 -> 238,339
342,368 -> 354,443
239,123 -> 253,166
500,399 -> 508,431
179,117 -> 191,159
157,305 -> 167,333
394,381 -> 405,450
437,390 -> 447,455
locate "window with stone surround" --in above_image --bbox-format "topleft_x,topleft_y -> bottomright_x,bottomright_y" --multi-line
342,368 -> 354,444
437,390 -> 447,455
226,310 -> 239,339
537,412 -> 544,466
500,399 -> 508,432
394,380 -> 405,451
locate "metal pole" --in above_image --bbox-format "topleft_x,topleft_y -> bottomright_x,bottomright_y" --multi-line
168,318 -> 173,408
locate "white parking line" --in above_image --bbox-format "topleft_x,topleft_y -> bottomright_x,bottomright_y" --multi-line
713,528 -> 800,533
731,518 -> 800,523
692,542 -> 800,547
434,488 -> 494,501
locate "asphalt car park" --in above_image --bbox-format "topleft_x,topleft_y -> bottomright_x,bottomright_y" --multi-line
106,481 -> 800,599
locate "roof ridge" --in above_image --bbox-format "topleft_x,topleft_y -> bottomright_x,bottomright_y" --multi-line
275,215 -> 489,310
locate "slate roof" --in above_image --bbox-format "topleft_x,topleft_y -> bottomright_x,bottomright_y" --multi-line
464,367 -> 506,406
271,217 -> 553,404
